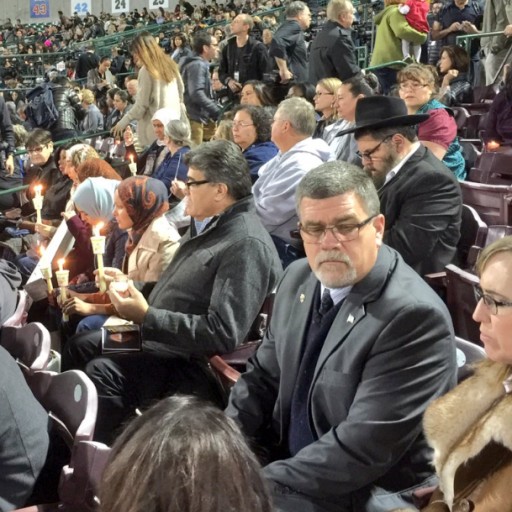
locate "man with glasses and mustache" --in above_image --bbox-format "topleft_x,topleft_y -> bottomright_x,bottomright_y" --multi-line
338,96 -> 462,275
227,161 -> 457,512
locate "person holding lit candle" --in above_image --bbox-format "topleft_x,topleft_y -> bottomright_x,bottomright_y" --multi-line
59,177 -> 127,329
122,108 -> 179,177
66,176 -> 180,333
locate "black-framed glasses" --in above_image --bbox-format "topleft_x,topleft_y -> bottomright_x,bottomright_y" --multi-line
356,136 -> 392,161
27,145 -> 47,154
186,179 -> 211,189
398,81 -> 428,91
473,284 -> 512,315
296,215 -> 377,244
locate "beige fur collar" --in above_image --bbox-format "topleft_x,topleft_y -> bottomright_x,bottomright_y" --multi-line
423,361 -> 512,508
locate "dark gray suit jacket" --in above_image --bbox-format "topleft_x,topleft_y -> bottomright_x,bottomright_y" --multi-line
226,245 -> 457,512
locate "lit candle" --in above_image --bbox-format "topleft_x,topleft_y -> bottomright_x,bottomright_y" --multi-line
55,258 -> 70,322
487,140 -> 500,152
32,185 -> 44,224
91,222 -> 107,293
39,247 -> 53,294
128,155 -> 137,176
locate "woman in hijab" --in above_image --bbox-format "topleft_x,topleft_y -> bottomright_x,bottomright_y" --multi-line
63,176 -> 179,332
123,107 -> 178,177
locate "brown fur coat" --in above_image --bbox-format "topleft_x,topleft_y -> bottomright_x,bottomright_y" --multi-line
393,360 -> 512,512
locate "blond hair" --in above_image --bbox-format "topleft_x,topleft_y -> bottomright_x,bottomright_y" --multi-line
131,32 -> 180,84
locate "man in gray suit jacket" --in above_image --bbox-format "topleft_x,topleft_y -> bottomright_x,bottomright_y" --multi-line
226,162 -> 457,512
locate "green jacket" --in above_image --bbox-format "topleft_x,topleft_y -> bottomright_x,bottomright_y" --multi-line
370,5 -> 427,68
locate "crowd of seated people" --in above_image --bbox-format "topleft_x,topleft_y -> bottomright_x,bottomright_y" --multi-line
2,0 -> 512,511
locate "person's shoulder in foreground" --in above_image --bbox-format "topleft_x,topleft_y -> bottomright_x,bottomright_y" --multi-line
0,346 -> 49,511
226,160 -> 457,512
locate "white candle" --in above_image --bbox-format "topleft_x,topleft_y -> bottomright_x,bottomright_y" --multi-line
91,222 -> 107,292
33,185 -> 43,224
55,258 -> 69,321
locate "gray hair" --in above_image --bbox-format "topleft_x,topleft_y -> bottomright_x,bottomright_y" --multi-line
327,0 -> 354,21
296,161 -> 380,216
165,119 -> 192,147
285,1 -> 308,18
184,140 -> 252,200
276,97 -> 316,136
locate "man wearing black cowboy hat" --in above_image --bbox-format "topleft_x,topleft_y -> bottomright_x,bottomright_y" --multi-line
338,96 -> 462,275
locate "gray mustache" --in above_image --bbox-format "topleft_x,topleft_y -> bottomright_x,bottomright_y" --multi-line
316,251 -> 351,265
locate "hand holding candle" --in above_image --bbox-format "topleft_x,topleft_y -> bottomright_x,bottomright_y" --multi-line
91,222 -> 107,293
32,185 -> 43,224
55,258 -> 70,321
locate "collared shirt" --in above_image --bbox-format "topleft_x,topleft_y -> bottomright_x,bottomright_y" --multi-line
383,141 -> 421,186
321,284 -> 352,306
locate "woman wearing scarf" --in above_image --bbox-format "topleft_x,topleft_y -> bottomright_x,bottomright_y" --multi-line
63,176 -> 179,332
122,107 -> 178,177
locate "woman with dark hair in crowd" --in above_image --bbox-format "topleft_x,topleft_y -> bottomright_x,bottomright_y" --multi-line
171,33 -> 192,63
327,75 -> 375,163
100,396 -> 272,512
287,82 -> 317,106
240,80 -> 275,107
485,66 -> 512,145
231,105 -> 278,182
438,45 -> 472,106
111,32 -> 182,147
108,90 -> 132,129
398,63 -> 465,180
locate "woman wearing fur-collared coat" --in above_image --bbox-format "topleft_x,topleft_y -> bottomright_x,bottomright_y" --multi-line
394,237 -> 512,512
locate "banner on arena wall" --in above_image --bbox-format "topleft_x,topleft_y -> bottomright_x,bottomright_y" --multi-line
149,0 -> 169,8
72,0 -> 91,16
112,0 -> 130,13
30,0 -> 50,18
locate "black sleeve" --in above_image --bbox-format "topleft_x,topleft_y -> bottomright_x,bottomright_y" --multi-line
0,99 -> 15,155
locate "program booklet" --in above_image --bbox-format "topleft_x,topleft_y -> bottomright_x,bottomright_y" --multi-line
101,325 -> 142,353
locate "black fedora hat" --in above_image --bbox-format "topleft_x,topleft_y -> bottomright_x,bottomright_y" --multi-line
336,96 -> 429,136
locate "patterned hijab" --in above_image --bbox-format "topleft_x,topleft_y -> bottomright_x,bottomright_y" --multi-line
117,176 -> 169,255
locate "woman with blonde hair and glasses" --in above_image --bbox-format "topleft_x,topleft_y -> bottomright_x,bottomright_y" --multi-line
393,236 -> 512,512
112,32 -> 182,147
313,77 -> 342,140
397,63 -> 465,180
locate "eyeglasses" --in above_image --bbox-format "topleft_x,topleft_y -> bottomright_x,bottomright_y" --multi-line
356,136 -> 392,161
186,179 -> 211,189
297,215 -> 377,244
473,284 -> 512,315
314,92 -> 334,97
27,145 -> 47,154
232,121 -> 254,128
398,81 -> 428,91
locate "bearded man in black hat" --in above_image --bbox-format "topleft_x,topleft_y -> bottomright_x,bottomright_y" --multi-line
339,95 -> 462,275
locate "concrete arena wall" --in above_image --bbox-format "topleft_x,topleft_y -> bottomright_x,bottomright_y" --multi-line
3,0 -> 183,25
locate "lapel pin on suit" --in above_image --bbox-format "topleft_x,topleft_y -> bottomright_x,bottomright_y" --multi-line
347,314 -> 355,324
299,293 -> 305,303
